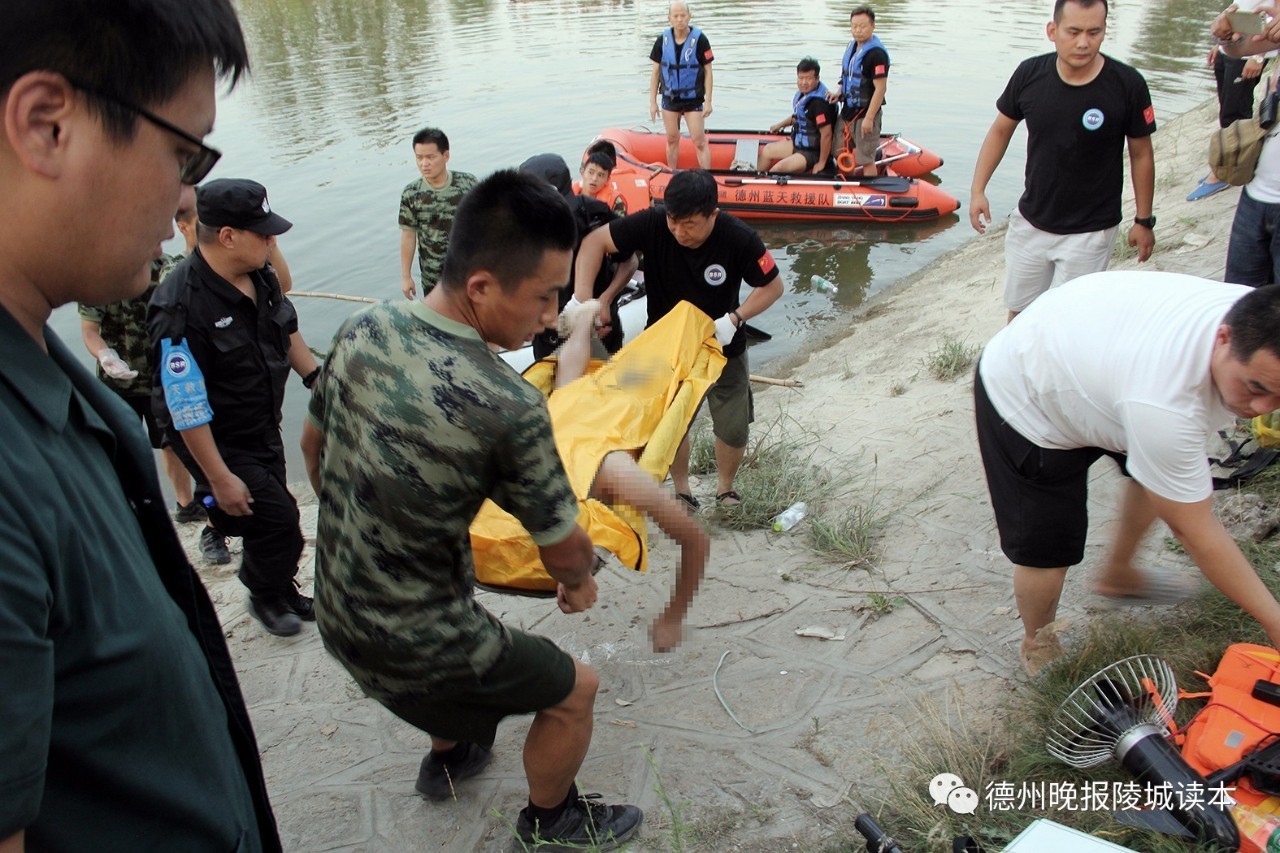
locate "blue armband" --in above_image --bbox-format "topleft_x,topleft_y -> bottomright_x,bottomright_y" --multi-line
160,337 -> 214,430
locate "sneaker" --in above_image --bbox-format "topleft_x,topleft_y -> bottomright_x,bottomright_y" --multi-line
199,526 -> 231,565
516,792 -> 643,851
283,581 -> 315,621
174,499 -> 206,523
247,596 -> 303,637
414,741 -> 493,800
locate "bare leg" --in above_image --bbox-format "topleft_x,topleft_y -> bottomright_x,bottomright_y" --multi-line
1014,564 -> 1069,668
670,435 -> 692,495
162,445 -> 194,505
714,438 -> 746,502
1093,480 -> 1158,596
684,109 -> 710,169
524,661 -> 599,807
592,452 -> 709,651
662,110 -> 683,170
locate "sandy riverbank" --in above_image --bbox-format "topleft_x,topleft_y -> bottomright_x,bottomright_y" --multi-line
182,97 -> 1241,851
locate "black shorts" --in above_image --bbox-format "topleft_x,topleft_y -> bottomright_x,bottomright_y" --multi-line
974,367 -> 1130,569
380,628 -> 576,748
795,146 -> 822,171
122,393 -> 164,449
661,96 -> 704,114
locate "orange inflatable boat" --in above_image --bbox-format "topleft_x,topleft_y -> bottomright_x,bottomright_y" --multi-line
598,126 -> 943,178
585,127 -> 960,223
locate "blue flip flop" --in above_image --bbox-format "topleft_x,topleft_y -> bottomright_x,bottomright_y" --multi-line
1187,177 -> 1230,201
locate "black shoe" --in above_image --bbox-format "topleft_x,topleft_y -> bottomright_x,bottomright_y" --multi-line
174,499 -> 206,523
248,596 -> 303,637
516,793 -> 643,851
199,527 -> 231,564
284,581 -> 315,621
414,742 -> 492,800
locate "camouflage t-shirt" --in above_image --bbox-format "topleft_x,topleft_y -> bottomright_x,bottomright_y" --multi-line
398,171 -> 478,291
77,254 -> 180,397
307,300 -> 579,702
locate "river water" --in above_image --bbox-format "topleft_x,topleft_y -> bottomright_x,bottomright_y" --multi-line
50,0 -> 1224,478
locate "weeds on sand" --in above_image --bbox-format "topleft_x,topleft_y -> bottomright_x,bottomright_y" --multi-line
922,336 -> 981,382
688,419 -> 716,477
711,412 -> 836,531
864,460 -> 1280,850
888,378 -> 908,397
809,499 -> 887,567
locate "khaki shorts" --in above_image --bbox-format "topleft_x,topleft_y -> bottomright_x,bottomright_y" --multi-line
1003,209 -> 1117,313
837,108 -> 882,167
707,351 -> 753,448
380,628 -> 576,748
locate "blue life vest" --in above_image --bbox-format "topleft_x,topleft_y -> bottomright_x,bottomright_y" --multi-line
839,35 -> 887,111
660,26 -> 704,101
792,82 -> 831,150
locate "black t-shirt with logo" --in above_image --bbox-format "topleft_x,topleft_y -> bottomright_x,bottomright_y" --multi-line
609,208 -> 777,359
997,52 -> 1155,234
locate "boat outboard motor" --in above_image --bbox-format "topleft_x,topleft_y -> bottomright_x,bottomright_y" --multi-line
1046,655 -> 1240,850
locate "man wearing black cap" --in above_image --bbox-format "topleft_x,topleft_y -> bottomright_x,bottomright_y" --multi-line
149,178 -> 321,637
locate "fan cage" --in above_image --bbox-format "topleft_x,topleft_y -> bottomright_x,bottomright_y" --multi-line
1046,654 -> 1178,769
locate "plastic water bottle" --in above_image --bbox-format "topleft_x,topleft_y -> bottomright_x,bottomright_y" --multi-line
773,502 -> 807,532
811,275 -> 838,294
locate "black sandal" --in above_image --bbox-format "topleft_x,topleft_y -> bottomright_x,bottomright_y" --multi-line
716,490 -> 742,506
676,493 -> 700,510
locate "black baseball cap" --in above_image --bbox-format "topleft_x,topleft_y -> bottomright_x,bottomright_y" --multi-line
196,178 -> 293,236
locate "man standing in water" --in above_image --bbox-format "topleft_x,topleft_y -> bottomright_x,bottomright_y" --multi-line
969,0 -> 1157,322
399,126 -> 477,299
0,1 -> 280,849
650,1 -> 715,170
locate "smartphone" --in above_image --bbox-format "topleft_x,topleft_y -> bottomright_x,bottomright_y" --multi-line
1229,10 -> 1267,36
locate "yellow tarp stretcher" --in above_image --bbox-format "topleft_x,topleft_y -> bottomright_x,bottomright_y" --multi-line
471,301 -> 727,595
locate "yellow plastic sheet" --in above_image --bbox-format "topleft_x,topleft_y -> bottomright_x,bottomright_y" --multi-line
471,302 -> 727,595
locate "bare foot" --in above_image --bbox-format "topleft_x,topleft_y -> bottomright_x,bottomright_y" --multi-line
1020,619 -> 1069,677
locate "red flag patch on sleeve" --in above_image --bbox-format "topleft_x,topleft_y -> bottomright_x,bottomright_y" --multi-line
874,64 -> 887,75
815,112 -> 828,125
703,49 -> 714,62
1143,105 -> 1155,125
757,252 -> 776,274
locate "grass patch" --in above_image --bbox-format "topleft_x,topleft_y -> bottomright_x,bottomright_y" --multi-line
888,378 -> 908,397
865,456 -> 1280,851
922,335 -> 981,382
809,498 -> 887,567
711,412 -> 836,531
688,419 -> 716,476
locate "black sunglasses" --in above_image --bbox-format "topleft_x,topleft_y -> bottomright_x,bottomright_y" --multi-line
72,84 -> 221,185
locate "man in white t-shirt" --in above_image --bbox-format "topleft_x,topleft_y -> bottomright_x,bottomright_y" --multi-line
976,271 -> 1280,675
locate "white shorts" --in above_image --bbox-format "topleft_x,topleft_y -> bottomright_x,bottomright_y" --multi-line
1003,209 -> 1118,313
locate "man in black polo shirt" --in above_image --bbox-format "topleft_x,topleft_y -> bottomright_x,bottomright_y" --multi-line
0,2 -> 280,850
149,179 -> 321,637
575,169 -> 784,507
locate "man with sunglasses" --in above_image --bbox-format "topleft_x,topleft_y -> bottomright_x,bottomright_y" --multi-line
149,179 -> 320,639
0,1 -> 280,852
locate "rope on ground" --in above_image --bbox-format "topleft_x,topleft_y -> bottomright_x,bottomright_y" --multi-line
712,650 -> 754,733
749,375 -> 802,388
290,291 -> 378,303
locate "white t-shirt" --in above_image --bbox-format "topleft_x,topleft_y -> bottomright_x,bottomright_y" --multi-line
979,272 -> 1245,503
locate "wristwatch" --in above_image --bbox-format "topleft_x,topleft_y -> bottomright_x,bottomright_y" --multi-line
731,309 -> 745,327
1133,215 -> 1156,229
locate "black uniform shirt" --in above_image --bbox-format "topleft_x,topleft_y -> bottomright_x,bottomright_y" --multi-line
148,248 -> 298,461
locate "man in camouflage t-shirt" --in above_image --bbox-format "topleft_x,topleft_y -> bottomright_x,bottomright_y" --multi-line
398,126 -> 477,300
304,170 -> 643,848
